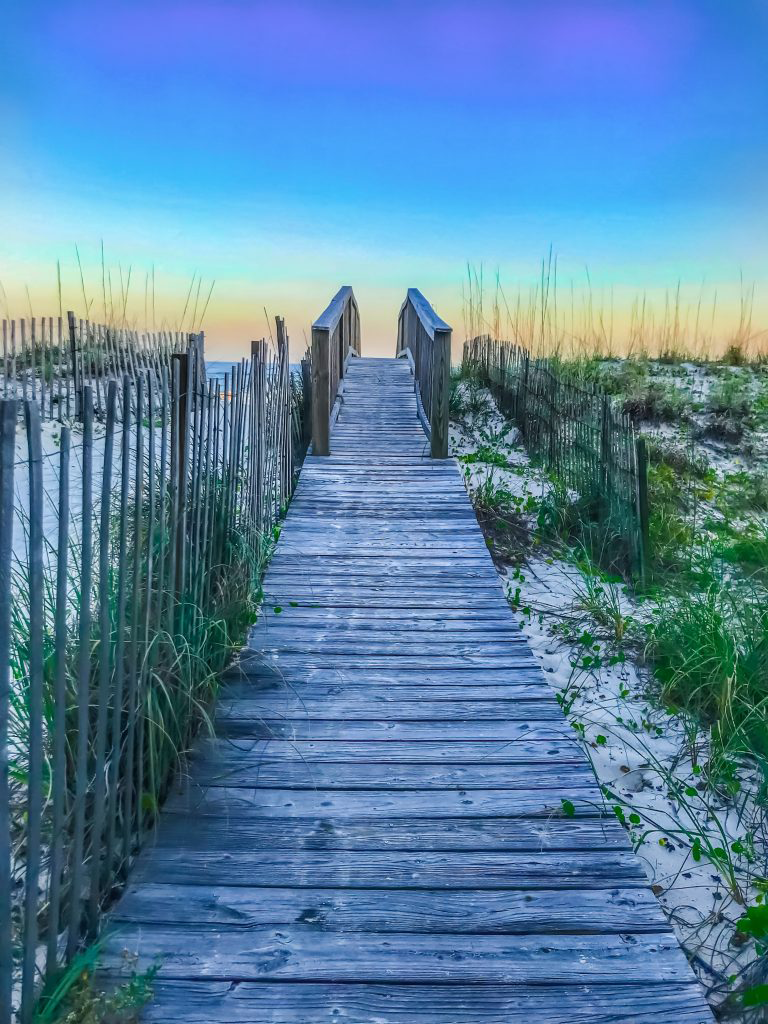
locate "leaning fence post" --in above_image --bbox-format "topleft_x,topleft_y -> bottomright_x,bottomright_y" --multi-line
301,355 -> 312,449
87,380 -> 118,937
47,425 -> 70,981
430,326 -> 451,459
276,317 -> 291,506
311,325 -> 330,456
20,402 -> 44,1024
635,436 -> 650,585
172,352 -> 190,600
67,310 -> 81,421
67,386 -> 94,960
519,353 -> 530,438
599,396 -> 611,521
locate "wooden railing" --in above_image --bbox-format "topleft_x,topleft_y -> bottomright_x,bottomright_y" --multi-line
396,288 -> 451,458
311,286 -> 361,455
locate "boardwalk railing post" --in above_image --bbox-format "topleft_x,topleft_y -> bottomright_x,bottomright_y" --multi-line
310,287 -> 360,456
311,325 -> 330,456
395,289 -> 452,459
430,326 -> 451,459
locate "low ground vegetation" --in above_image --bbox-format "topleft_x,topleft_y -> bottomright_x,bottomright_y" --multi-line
450,355 -> 768,1021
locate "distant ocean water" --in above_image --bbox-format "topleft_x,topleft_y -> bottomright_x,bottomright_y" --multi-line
206,359 -> 300,384
205,360 -> 242,384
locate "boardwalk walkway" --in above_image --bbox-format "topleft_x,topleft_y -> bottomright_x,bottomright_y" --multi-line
105,357 -> 711,1022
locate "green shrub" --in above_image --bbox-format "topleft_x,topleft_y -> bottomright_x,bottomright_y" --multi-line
718,525 -> 768,578
646,463 -> 694,570
458,445 -> 512,468
622,379 -> 690,424
724,342 -> 748,367
596,358 -> 650,397
645,435 -> 712,480
708,372 -> 753,422
718,471 -> 768,515
450,372 -> 492,422
647,580 -> 768,759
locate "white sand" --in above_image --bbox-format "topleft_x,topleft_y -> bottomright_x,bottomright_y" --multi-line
450,382 -> 766,1009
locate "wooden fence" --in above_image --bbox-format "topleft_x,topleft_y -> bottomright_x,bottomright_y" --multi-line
310,286 -> 361,455
0,319 -> 309,1023
396,288 -> 451,458
1,314 -> 192,424
464,336 -> 650,580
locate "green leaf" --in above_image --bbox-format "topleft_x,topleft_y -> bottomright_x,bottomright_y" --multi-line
273,606 -> 283,614
628,812 -> 641,825
595,735 -> 607,746
737,904 -> 768,941
684,786 -> 698,797
743,984 -> 768,1008
561,799 -> 575,818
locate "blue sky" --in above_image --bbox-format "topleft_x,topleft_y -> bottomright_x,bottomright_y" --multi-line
1,1 -> 767,355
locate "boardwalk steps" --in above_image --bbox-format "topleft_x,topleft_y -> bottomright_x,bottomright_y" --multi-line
102,357 -> 712,1022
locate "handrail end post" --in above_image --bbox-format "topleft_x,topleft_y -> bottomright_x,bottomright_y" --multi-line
430,327 -> 451,459
311,325 -> 331,456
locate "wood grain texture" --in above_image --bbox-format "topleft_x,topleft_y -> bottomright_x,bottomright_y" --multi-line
102,926 -> 699,983
101,357 -> 711,1022
133,980 -> 713,1024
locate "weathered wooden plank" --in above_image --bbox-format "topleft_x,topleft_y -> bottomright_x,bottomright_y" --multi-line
219,681 -> 551,701
250,617 -> 526,634
191,737 -> 587,764
131,849 -> 645,890
222,667 -> 545,689
148,814 -> 632,852
190,757 -> 596,790
135,980 -> 714,1024
238,648 -> 537,664
162,785 -> 602,820
216,698 -> 567,722
113,883 -> 664,933
254,607 -> 518,623
100,927 -> 695,983
240,658 -> 542,676
214,718 -> 573,741
259,592 -> 512,608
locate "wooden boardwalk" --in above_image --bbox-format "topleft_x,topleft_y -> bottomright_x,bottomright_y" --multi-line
104,357 -> 711,1022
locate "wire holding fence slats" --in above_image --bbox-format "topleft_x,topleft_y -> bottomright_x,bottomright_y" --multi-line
464,335 -> 650,580
0,319 -> 311,1022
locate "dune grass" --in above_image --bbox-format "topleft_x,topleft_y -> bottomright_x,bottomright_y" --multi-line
462,257 -> 768,363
